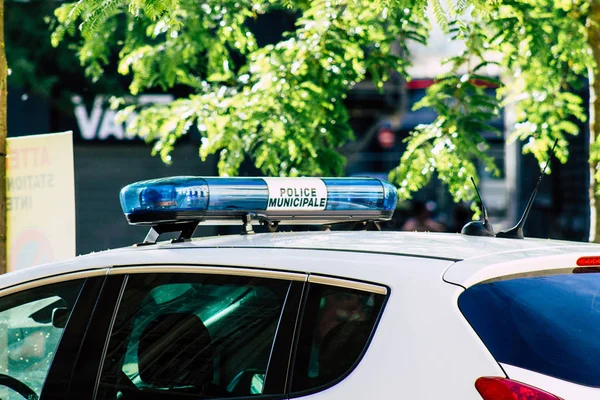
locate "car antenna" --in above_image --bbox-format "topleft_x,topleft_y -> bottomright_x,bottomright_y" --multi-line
496,139 -> 558,239
461,177 -> 495,237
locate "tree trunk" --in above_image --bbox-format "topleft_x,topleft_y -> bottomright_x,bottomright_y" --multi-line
0,0 -> 6,272
587,0 -> 600,243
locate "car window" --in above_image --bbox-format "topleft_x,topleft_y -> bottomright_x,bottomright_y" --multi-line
95,273 -> 291,400
459,272 -> 600,387
290,283 -> 386,394
0,279 -> 85,400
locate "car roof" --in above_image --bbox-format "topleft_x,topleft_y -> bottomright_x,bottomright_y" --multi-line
3,231 -> 600,290
171,231 -> 599,261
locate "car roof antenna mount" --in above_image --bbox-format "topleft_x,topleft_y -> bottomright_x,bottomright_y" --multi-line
461,177 -> 495,237
496,139 -> 558,239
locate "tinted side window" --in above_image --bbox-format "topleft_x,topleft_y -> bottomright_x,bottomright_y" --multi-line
291,283 -> 385,394
96,273 -> 291,400
0,279 -> 85,400
459,273 -> 600,387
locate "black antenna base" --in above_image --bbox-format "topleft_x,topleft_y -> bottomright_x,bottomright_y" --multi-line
461,220 -> 495,237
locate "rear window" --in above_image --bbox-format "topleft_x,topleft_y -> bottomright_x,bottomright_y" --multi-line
459,273 -> 600,387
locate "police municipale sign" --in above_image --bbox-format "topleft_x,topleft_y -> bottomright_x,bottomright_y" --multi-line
264,178 -> 327,210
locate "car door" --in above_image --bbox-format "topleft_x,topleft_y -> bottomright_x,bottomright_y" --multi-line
0,271 -> 107,400
68,265 -> 306,400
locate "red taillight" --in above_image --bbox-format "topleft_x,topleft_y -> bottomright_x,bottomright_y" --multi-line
475,377 -> 562,400
576,256 -> 600,266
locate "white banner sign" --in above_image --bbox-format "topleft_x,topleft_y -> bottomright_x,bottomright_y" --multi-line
7,131 -> 75,271
264,178 -> 327,210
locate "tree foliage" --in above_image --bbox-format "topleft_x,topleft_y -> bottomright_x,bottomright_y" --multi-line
52,0 -> 429,177
50,0 -> 597,210
391,21 -> 503,202
391,0 -> 591,204
5,1 -> 126,111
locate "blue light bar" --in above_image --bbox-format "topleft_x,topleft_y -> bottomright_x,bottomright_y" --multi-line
119,177 -> 397,226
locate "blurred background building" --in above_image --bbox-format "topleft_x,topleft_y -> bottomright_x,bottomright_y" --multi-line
6,5 -> 591,254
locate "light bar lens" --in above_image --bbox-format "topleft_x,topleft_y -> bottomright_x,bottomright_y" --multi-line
323,178 -> 387,210
119,176 -> 398,225
204,178 -> 268,210
120,176 -> 209,212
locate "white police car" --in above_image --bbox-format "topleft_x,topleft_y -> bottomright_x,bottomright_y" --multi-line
0,176 -> 599,400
